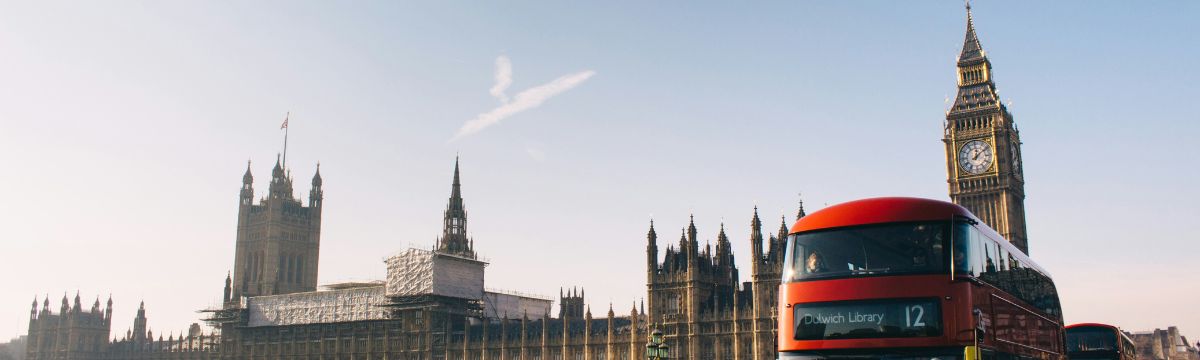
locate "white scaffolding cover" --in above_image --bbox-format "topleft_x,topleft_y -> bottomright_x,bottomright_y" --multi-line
385,248 -> 485,300
482,291 -> 552,320
246,286 -> 388,327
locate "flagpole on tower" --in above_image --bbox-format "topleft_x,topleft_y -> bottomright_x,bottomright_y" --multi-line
281,112 -> 290,169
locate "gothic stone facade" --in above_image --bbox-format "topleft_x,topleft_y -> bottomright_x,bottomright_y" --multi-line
24,156 -> 797,360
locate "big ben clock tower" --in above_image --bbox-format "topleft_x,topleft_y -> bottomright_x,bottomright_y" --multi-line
944,3 -> 1030,254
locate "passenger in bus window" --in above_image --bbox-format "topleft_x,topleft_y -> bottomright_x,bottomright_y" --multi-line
806,251 -> 827,274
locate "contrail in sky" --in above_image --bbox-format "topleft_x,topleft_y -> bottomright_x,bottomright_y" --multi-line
489,56 -> 513,104
452,56 -> 594,141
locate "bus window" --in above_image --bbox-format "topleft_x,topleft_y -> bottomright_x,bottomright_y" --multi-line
784,222 -> 947,282
953,223 -> 985,276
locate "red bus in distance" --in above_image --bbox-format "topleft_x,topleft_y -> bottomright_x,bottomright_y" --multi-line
1066,323 -> 1135,360
777,197 -> 1065,360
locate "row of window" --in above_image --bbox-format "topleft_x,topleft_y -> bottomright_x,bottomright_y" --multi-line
961,67 -> 988,84
243,252 -> 306,285
954,223 -> 1062,318
956,115 -> 994,130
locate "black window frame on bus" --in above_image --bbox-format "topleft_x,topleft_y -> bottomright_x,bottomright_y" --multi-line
782,221 -> 952,284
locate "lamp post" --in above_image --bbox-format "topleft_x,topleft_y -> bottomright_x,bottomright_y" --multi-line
646,328 -> 669,360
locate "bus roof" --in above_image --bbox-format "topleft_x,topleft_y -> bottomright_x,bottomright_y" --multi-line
790,197 -> 979,234
1067,323 -> 1121,331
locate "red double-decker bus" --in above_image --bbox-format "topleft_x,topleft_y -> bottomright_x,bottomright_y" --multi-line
1065,323 -> 1135,360
777,197 -> 1065,360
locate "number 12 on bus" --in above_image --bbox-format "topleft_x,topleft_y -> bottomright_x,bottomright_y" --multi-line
778,198 -> 1065,360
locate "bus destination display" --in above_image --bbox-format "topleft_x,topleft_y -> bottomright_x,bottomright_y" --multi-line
793,298 -> 941,340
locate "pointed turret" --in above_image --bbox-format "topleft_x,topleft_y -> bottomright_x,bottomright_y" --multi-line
950,1 -> 1001,112
750,206 -> 764,273
267,154 -> 295,200
716,222 -> 733,266
796,197 -> 807,220
687,214 -> 698,248
647,219 -> 657,245
437,157 -> 474,258
311,163 -> 322,186
242,160 -> 253,184
678,228 -> 688,253
778,216 -> 789,241
238,160 -> 255,212
309,163 -> 324,208
646,219 -> 659,279
133,300 -> 148,344
272,154 -> 284,178
223,272 -> 232,304
30,296 -> 37,319
959,2 -> 985,64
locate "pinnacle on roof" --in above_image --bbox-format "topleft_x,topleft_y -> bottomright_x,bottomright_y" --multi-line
448,157 -> 464,212
272,154 -> 284,177
311,163 -> 322,186
959,1 -> 986,63
797,197 -> 807,220
243,160 -> 253,184
647,218 -> 657,244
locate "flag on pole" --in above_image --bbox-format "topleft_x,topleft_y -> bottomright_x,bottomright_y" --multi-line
281,112 -> 289,129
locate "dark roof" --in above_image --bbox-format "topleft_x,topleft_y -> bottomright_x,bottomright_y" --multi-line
959,5 -> 986,64
950,83 -> 999,113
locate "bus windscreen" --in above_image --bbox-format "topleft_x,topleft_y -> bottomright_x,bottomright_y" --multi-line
1067,327 -> 1118,352
784,222 -> 947,282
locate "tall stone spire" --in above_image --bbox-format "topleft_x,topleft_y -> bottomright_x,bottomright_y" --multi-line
715,222 -> 733,267
437,157 -> 474,259
646,219 -> 658,277
796,197 -> 807,220
242,160 -> 253,185
750,206 -> 763,273
959,1 -> 985,63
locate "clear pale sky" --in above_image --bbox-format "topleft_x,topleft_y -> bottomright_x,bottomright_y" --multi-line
2,1 -> 1198,342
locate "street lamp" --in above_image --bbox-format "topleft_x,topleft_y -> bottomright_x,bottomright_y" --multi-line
646,328 -> 669,360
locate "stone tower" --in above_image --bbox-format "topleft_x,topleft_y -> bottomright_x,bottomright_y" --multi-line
231,157 -> 323,299
748,203 -> 802,360
944,3 -> 1029,254
436,157 -> 476,259
558,287 -> 585,319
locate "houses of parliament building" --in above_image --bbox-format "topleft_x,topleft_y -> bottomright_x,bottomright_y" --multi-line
22,6 -> 1030,360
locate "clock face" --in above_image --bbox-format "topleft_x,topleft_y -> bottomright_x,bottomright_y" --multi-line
958,140 -> 993,175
